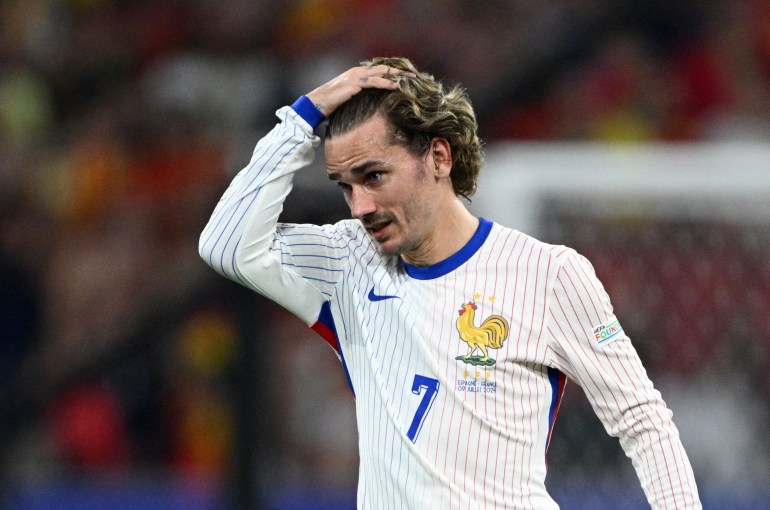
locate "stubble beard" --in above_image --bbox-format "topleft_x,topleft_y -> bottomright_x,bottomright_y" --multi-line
374,205 -> 433,261
368,160 -> 433,259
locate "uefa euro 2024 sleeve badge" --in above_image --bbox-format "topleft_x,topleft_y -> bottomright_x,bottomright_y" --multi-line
455,301 -> 510,366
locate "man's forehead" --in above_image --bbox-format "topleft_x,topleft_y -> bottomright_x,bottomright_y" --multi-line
324,116 -> 393,169
326,114 -> 391,148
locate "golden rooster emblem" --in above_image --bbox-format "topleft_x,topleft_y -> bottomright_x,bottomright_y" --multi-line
455,301 -> 510,366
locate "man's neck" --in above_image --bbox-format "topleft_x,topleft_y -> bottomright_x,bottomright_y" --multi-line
401,202 -> 479,267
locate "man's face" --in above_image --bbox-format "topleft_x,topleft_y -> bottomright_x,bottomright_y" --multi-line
324,114 -> 439,260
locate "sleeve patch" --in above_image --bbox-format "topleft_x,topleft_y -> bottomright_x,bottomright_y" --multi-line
592,317 -> 624,346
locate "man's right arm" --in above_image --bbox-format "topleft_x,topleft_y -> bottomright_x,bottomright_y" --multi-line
199,64 -> 412,324
198,103 -> 334,324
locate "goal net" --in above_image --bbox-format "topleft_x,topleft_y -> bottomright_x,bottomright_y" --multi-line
472,142 -> 770,506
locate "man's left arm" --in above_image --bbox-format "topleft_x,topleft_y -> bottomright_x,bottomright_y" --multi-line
545,250 -> 701,509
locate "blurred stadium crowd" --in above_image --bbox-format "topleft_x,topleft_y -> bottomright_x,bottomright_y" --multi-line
1,0 -> 769,508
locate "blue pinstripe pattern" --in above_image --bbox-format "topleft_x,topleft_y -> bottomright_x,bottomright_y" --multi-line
200,105 -> 702,510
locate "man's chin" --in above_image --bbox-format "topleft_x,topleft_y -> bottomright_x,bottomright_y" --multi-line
374,241 -> 396,257
372,236 -> 402,257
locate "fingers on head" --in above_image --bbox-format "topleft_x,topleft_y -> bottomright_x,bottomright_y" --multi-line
365,64 -> 389,75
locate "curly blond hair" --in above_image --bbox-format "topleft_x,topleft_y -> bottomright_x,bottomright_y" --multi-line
326,57 -> 484,199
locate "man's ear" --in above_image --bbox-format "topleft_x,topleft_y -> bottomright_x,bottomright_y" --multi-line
430,137 -> 452,179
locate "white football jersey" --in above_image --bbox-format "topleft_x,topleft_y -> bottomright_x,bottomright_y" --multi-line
199,103 -> 701,509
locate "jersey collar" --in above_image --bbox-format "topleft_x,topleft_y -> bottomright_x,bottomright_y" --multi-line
403,217 -> 493,280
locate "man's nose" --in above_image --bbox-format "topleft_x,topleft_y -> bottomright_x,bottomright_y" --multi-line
349,186 -> 376,219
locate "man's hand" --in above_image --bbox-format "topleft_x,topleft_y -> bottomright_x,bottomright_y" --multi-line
306,64 -> 414,118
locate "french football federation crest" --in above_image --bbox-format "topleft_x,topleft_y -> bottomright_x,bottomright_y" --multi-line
455,301 -> 510,366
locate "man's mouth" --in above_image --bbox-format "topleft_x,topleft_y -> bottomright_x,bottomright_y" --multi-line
365,220 -> 392,241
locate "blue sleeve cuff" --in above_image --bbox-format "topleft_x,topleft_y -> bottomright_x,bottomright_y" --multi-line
290,96 -> 325,130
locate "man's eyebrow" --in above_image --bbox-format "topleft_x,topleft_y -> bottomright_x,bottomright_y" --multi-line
327,160 -> 385,181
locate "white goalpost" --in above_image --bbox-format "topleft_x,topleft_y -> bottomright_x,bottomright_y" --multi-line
473,142 -> 770,235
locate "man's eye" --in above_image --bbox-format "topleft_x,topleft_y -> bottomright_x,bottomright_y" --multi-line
337,182 -> 352,194
366,172 -> 382,183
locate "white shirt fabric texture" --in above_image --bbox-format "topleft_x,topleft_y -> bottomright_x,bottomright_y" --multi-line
199,103 -> 702,510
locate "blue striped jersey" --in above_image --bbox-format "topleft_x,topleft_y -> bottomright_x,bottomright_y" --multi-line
199,105 -> 701,509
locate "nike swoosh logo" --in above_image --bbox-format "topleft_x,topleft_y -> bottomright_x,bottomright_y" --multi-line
367,286 -> 400,302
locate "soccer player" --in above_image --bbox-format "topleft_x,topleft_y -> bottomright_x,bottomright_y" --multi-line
199,57 -> 701,509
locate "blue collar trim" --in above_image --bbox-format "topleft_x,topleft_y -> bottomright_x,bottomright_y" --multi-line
403,218 -> 492,280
